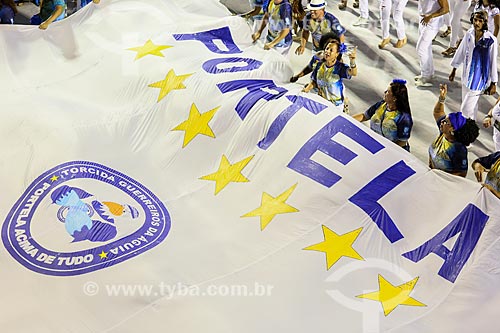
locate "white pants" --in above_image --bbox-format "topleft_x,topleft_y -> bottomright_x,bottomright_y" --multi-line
442,13 -> 450,26
493,102 -> 500,150
494,127 -> 500,151
461,85 -> 482,120
379,0 -> 408,39
359,0 -> 369,19
416,18 -> 441,78
448,0 -> 471,47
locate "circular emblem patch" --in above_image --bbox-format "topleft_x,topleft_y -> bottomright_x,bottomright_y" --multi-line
2,161 -> 171,276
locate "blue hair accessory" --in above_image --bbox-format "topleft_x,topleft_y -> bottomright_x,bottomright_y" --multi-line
392,78 -> 407,85
448,112 -> 467,131
338,43 -> 347,54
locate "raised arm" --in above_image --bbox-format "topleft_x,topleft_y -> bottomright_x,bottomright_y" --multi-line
347,47 -> 357,77
433,84 -> 447,122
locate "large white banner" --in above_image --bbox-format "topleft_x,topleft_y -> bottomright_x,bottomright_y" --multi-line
1,1 -> 499,332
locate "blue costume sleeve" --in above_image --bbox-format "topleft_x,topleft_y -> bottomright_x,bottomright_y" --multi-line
477,151 -> 500,169
303,12 -> 312,31
263,0 -> 270,13
311,61 -> 320,83
307,54 -> 321,70
396,113 -> 413,141
364,101 -> 384,120
338,63 -> 351,80
325,13 -> 346,37
279,1 -> 293,28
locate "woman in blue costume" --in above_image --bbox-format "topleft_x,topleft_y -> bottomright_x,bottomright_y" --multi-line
290,32 -> 340,83
428,84 -> 479,177
302,39 -> 357,111
353,79 -> 413,151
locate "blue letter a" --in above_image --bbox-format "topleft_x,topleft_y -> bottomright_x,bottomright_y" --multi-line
402,204 -> 489,283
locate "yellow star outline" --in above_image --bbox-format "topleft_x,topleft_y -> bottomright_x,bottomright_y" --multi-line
172,103 -> 220,147
98,250 -> 108,259
304,226 -> 364,270
357,275 -> 426,316
127,39 -> 172,60
200,155 -> 254,195
242,184 -> 299,230
148,69 -> 193,102
50,175 -> 59,182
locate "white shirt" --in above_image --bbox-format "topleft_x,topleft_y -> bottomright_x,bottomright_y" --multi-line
418,0 -> 442,15
451,28 -> 498,90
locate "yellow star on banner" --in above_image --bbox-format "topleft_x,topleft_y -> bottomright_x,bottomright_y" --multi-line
357,275 -> 426,316
242,184 -> 299,230
172,103 -> 220,147
200,155 -> 254,194
127,39 -> 172,60
148,69 -> 192,102
50,175 -> 59,182
304,226 -> 364,270
98,250 -> 108,259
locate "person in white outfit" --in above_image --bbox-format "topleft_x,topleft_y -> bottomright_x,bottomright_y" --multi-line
415,0 -> 449,87
483,97 -> 500,151
378,0 -> 409,48
441,0 -> 472,57
449,11 -> 498,120
474,0 -> 500,37
352,0 -> 370,27
440,12 -> 451,38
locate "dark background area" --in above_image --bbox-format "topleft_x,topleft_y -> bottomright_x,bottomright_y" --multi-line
13,0 -> 79,24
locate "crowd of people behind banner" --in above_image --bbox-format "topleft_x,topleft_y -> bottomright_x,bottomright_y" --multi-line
1,0 -> 500,197
0,0 -> 99,27
244,0 -> 500,197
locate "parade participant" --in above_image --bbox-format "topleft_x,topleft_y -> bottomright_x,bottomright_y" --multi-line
290,32 -> 339,82
352,0 -> 370,27
295,0 -> 346,55
440,0 -> 471,57
449,11 -> 497,120
252,0 -> 293,55
352,79 -> 413,151
338,0 -> 359,10
415,0 -> 449,87
474,0 -> 500,37
472,151 -> 500,198
39,0 -> 66,30
429,84 -> 479,177
0,0 -> 16,24
482,96 -> 500,151
378,0 -> 409,49
302,39 -> 357,111
291,0 -> 307,38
